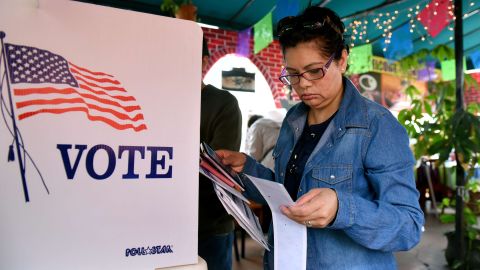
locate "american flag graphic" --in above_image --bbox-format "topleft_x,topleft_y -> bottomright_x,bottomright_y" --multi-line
5,43 -> 147,132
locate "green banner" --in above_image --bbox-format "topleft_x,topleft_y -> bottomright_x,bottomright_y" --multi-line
347,44 -> 373,75
441,58 -> 467,81
254,12 -> 273,54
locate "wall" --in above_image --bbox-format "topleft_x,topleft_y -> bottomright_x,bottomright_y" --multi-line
202,27 -> 285,108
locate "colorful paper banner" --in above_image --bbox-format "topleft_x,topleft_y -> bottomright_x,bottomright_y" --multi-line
417,0 -> 453,38
236,27 -> 251,57
348,44 -> 373,75
470,50 -> 480,69
382,23 -> 413,61
417,61 -> 437,81
254,11 -> 273,54
273,0 -> 300,23
441,58 -> 466,81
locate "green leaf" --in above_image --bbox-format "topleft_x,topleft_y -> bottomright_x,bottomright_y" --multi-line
424,100 -> 432,115
440,214 -> 455,223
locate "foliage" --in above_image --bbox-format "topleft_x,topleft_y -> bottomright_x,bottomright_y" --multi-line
398,44 -> 480,269
397,45 -> 480,168
440,181 -> 480,240
160,0 -> 192,17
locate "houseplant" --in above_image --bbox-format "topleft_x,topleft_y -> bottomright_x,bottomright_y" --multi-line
160,0 -> 197,21
397,45 -> 480,269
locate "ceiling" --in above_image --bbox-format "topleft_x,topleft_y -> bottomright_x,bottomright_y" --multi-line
76,0 -> 480,61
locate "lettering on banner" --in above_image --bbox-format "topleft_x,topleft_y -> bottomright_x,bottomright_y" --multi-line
57,144 -> 173,180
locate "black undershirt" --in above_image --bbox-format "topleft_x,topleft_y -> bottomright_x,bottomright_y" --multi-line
284,112 -> 337,200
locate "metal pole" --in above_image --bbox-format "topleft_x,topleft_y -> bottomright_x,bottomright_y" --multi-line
0,32 -> 30,202
453,0 -> 465,261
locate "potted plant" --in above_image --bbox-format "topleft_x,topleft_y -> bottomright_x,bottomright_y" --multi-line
397,45 -> 480,269
160,0 -> 197,21
441,181 -> 480,269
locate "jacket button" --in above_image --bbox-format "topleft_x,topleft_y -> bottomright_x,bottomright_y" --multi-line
281,173 -> 284,176
299,188 -> 302,192
330,175 -> 335,179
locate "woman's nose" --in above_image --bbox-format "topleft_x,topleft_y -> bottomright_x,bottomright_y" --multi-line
298,75 -> 313,88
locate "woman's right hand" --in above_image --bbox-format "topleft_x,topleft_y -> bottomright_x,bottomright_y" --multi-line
215,150 -> 247,173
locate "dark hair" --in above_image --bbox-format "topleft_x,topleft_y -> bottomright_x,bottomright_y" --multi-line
277,6 -> 348,61
202,37 -> 210,57
247,114 -> 263,128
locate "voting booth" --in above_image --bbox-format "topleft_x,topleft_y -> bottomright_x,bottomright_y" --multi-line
0,0 -> 202,269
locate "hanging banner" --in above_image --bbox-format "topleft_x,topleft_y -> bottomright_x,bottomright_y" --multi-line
417,61 -> 437,81
382,23 -> 413,61
0,0 -> 200,269
254,11 -> 273,54
441,58 -> 467,81
470,50 -> 480,69
417,0 -> 453,38
347,44 -> 373,75
273,0 -> 300,23
236,27 -> 251,57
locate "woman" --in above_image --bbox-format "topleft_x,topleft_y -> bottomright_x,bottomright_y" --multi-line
217,6 -> 424,270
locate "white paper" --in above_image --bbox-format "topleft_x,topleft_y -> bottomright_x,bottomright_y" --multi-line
246,175 -> 307,270
212,185 -> 269,249
199,166 -> 249,203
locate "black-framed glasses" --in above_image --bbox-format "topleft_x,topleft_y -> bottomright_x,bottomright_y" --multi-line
279,53 -> 336,86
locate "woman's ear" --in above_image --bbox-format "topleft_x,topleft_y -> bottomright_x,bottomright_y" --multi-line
339,49 -> 348,72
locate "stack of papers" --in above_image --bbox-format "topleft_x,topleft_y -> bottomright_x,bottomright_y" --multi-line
199,142 -> 269,250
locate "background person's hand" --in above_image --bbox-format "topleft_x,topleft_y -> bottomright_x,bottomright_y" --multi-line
215,150 -> 247,173
280,188 -> 338,228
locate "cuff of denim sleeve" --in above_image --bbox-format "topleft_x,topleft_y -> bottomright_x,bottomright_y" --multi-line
328,189 -> 354,229
242,153 -> 257,174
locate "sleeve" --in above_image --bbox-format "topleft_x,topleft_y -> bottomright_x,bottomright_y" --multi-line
209,95 -> 242,152
240,154 -> 275,205
329,112 -> 425,252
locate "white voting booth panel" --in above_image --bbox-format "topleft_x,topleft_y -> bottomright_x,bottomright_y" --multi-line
0,0 -> 201,269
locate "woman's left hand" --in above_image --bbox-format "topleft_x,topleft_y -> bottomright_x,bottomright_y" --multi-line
280,188 -> 338,228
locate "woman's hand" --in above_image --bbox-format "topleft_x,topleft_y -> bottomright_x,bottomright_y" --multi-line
215,150 -> 247,173
280,188 -> 338,228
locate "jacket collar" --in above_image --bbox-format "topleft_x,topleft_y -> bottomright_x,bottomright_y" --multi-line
287,77 -> 369,132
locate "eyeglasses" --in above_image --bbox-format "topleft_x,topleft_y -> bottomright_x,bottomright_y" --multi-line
278,53 -> 336,86
277,16 -> 325,38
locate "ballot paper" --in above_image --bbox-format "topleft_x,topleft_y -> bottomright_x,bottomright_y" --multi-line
246,175 -> 307,270
199,166 -> 249,203
213,185 -> 269,250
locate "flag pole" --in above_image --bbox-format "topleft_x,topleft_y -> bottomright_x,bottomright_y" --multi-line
0,31 -> 30,202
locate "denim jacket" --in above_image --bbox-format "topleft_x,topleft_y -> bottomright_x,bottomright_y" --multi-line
242,78 -> 424,270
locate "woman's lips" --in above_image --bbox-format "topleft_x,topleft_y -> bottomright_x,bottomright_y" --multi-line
301,94 -> 316,100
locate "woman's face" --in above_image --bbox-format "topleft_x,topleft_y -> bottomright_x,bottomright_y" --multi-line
284,41 -> 347,111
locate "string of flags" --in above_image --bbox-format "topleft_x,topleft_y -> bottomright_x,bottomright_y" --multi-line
233,0 -> 479,81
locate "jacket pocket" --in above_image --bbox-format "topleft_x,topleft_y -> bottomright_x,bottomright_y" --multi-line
312,164 -> 352,185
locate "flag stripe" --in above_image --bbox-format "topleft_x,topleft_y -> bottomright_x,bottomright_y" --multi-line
14,86 -> 136,102
70,67 -> 121,85
16,97 -> 144,121
18,107 -> 147,131
74,75 -> 127,92
14,88 -> 141,113
15,89 -> 141,112
68,62 -> 114,77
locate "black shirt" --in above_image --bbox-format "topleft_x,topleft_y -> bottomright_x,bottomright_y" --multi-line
284,112 -> 337,200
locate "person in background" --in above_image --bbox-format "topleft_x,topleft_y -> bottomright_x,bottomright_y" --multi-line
245,110 -> 285,171
247,114 -> 264,129
198,37 -> 242,270
216,6 -> 424,270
